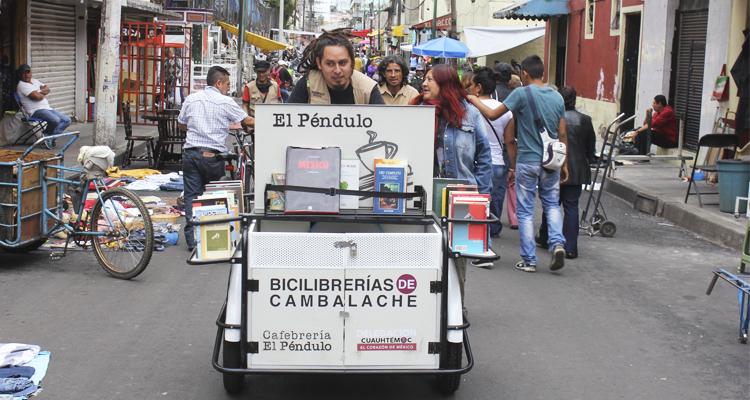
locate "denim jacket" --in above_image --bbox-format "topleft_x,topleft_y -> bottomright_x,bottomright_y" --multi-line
439,101 -> 493,194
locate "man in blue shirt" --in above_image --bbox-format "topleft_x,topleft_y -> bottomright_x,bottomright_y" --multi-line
468,55 -> 568,273
178,66 -> 254,252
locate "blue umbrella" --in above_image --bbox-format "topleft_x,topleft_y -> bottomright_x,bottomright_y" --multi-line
412,37 -> 470,58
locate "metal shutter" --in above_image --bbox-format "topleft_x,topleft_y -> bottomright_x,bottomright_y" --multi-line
672,9 -> 708,151
29,0 -> 76,118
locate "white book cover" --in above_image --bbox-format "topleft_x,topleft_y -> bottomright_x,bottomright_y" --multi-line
340,158 -> 360,209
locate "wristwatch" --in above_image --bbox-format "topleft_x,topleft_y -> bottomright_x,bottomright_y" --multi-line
509,168 -> 515,172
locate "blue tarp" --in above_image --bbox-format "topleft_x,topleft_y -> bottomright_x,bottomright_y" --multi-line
493,0 -> 570,21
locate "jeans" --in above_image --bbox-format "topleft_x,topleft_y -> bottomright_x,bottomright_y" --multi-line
538,184 -> 583,254
183,148 -> 227,247
31,108 -> 71,137
515,162 -> 565,264
280,88 -> 290,103
490,164 -> 508,235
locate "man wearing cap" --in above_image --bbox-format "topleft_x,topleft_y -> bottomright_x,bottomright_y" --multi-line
492,62 -> 514,102
16,64 -> 71,149
409,65 -> 425,94
178,66 -> 254,252
242,60 -> 281,118
377,55 -> 418,105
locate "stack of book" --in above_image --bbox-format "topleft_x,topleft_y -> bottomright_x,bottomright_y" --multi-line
192,181 -> 242,260
443,184 -> 489,254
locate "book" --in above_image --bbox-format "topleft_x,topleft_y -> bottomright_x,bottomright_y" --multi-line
269,173 -> 286,211
192,205 -> 228,259
373,163 -> 407,214
194,193 -> 238,248
340,159 -> 360,210
449,193 -> 490,253
285,146 -> 341,213
442,184 -> 478,217
199,214 -> 232,260
432,178 -> 469,216
205,181 -> 244,213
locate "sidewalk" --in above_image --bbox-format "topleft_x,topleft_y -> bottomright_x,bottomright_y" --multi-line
600,160 -> 747,251
4,121 -> 158,170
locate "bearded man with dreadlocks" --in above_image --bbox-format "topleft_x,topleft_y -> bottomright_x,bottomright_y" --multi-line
287,29 -> 385,105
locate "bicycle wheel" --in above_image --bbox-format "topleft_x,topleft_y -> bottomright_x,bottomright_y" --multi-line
89,187 -> 154,279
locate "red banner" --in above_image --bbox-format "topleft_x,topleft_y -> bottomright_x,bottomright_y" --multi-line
413,14 -> 452,30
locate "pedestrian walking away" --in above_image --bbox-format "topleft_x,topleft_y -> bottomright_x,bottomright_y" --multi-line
537,86 -> 595,260
467,55 -> 568,273
469,67 -> 514,239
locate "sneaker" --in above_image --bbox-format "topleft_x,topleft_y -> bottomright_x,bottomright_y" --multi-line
515,261 -> 536,273
471,259 -> 494,268
550,244 -> 566,271
43,138 -> 54,150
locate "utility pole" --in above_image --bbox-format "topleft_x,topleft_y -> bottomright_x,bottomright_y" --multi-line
377,1 -> 381,55
431,0 -> 437,40
236,0 -> 246,98
93,0 -> 121,148
278,0 -> 286,44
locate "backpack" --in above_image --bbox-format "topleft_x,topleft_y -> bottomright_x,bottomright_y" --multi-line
270,66 -> 284,89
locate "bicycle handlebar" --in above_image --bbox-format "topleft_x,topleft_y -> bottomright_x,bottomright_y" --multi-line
20,131 -> 80,161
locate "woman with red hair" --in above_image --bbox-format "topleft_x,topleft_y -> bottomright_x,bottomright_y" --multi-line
411,65 -> 494,310
411,65 -> 492,193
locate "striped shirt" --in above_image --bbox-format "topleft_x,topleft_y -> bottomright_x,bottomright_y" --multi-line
178,86 -> 248,152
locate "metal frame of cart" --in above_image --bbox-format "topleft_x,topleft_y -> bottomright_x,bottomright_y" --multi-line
191,185 -> 499,395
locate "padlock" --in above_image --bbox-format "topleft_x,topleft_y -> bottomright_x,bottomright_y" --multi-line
349,242 -> 357,257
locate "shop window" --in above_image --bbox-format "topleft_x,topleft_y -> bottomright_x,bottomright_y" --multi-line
585,0 -> 595,39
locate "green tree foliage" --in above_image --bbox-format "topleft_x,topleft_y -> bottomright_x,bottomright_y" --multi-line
264,0 -> 296,29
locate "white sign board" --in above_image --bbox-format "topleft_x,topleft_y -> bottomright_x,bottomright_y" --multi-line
254,104 -> 436,213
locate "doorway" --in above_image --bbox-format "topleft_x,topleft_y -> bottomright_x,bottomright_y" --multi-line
620,13 -> 640,132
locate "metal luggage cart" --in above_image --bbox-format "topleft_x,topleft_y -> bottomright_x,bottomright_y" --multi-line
191,184 -> 499,395
580,113 -> 636,237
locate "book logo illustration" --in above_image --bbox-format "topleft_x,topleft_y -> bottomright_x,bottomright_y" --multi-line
356,130 -> 412,196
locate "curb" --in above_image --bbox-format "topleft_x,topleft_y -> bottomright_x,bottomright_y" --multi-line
602,177 -> 744,251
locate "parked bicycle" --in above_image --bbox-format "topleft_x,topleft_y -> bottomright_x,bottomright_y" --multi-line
221,125 -> 254,211
0,132 -> 154,279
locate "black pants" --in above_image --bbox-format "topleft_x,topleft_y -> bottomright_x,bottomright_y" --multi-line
538,185 -> 583,254
635,130 -> 677,155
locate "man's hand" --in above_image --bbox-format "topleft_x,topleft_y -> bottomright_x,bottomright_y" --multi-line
507,170 -> 516,187
242,116 -> 255,128
40,85 -> 50,95
560,165 -> 569,184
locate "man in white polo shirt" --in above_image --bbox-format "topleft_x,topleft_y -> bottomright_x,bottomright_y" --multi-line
16,64 -> 71,149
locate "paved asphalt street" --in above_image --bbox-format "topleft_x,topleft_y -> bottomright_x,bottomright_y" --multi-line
0,191 -> 748,399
